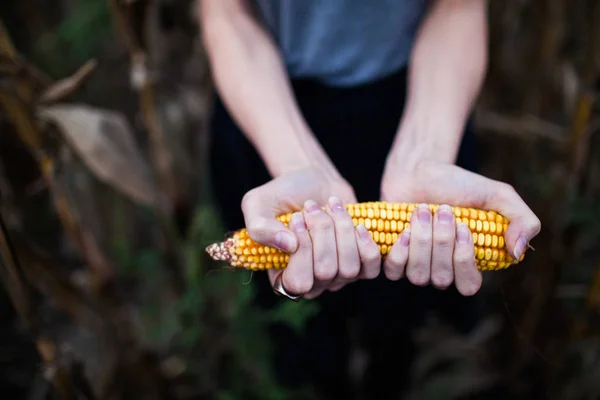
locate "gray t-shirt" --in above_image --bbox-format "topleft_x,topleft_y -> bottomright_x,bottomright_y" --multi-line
253,0 -> 428,87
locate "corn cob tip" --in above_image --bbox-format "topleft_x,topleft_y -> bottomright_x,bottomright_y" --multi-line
206,238 -> 235,262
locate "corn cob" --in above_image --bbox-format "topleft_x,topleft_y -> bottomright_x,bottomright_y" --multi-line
206,202 -> 526,272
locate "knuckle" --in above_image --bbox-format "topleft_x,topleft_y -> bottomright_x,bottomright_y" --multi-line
339,182 -> 356,201
314,250 -> 334,267
461,279 -> 482,296
498,182 -> 518,200
384,250 -> 405,270
363,263 -> 381,279
283,277 -> 312,295
416,233 -> 432,247
364,246 -> 381,263
432,273 -> 453,289
246,216 -> 268,239
531,216 -> 542,234
308,214 -> 334,231
365,268 -> 381,280
454,250 -> 474,265
315,267 -> 337,282
334,216 -> 355,231
296,235 -> 312,250
339,262 -> 360,280
384,269 -> 401,281
407,268 -> 429,286
434,232 -> 454,247
501,182 -> 516,194
382,259 -> 400,278
241,188 -> 259,213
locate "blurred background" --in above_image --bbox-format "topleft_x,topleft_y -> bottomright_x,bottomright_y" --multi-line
0,0 -> 599,399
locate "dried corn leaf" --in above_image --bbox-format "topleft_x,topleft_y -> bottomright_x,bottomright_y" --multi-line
38,59 -> 97,104
37,104 -> 162,210
0,212 -> 35,327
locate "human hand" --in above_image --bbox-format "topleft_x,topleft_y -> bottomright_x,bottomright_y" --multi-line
241,168 -> 382,300
380,160 -> 541,296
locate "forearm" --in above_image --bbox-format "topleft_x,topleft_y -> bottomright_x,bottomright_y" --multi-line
389,0 -> 488,169
198,0 -> 339,179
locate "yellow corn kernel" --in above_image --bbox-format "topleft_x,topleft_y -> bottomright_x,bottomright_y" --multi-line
207,202 -> 527,272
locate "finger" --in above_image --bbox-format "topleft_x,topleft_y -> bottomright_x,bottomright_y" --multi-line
279,212 -> 315,295
241,188 -> 298,253
303,199 -> 338,290
383,227 -> 410,281
406,204 -> 433,286
326,218 -> 386,291
356,224 -> 382,280
430,204 -> 456,289
327,221 -> 382,292
325,196 -> 360,292
453,222 -> 482,296
325,196 -> 360,282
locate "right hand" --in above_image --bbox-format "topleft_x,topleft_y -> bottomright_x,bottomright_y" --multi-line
241,168 -> 382,299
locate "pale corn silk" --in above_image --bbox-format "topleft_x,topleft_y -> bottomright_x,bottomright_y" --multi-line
252,0 -> 428,87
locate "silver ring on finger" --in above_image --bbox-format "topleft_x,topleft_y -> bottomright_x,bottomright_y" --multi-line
272,272 -> 303,302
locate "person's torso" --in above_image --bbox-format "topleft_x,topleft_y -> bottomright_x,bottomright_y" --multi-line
252,0 -> 428,87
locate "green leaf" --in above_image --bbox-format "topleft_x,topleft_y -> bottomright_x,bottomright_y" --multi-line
268,300 -> 320,336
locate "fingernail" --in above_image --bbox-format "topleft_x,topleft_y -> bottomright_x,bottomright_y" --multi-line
275,231 -> 296,252
304,200 -> 321,214
328,196 -> 345,213
457,223 -> 470,243
399,228 -> 410,246
513,235 -> 527,259
417,204 -> 431,224
437,205 -> 453,224
356,224 -> 371,241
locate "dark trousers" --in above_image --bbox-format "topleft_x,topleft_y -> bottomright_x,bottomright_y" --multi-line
209,67 -> 483,399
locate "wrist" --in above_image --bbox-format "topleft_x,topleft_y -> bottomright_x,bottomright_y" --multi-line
254,123 -> 341,180
386,116 -> 462,172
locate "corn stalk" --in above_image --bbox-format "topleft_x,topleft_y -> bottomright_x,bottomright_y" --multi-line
0,16 -> 177,399
107,0 -> 203,235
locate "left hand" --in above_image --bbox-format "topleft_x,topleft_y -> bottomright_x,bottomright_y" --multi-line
380,159 -> 541,296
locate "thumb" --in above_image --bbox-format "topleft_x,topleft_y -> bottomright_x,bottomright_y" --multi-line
483,182 -> 541,261
240,186 -> 299,254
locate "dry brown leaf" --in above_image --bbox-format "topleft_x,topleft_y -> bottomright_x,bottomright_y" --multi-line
0,212 -> 35,327
37,104 -> 163,211
38,59 -> 98,104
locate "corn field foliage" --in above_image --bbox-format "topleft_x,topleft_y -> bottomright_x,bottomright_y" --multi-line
0,0 -> 599,399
